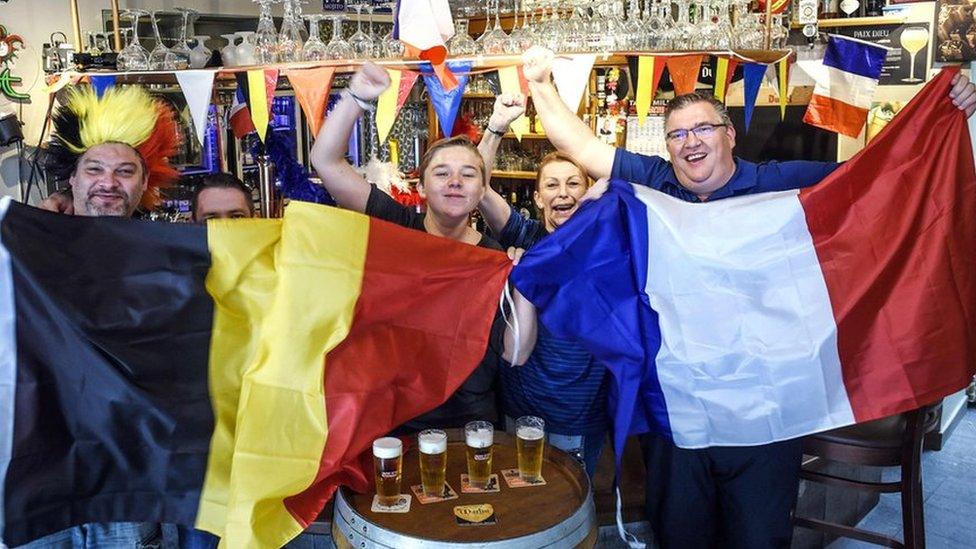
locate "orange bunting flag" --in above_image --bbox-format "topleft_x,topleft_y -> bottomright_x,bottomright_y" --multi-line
667,55 -> 703,96
286,67 -> 337,137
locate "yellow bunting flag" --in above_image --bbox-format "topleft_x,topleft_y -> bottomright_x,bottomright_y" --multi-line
714,58 -> 729,102
246,69 -> 275,142
377,69 -> 403,143
389,139 -> 400,167
286,67 -> 336,137
667,55 -> 704,96
636,56 -> 666,126
498,65 -> 530,140
778,59 -> 790,120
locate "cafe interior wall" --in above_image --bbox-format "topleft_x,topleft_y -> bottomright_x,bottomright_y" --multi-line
0,0 -> 261,201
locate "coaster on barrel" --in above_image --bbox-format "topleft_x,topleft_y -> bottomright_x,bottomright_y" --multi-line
410,482 -> 459,504
459,474 -> 500,493
454,503 -> 497,526
370,494 -> 411,513
501,468 -> 547,488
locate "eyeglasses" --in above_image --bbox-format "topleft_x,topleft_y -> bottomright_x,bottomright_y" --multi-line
665,123 -> 730,143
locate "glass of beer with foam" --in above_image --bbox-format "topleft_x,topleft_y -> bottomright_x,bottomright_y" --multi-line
418,429 -> 447,497
464,421 -> 494,489
372,437 -> 402,506
516,416 -> 545,482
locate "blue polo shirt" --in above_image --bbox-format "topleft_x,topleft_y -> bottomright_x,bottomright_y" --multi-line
611,149 -> 840,201
495,206 -> 608,436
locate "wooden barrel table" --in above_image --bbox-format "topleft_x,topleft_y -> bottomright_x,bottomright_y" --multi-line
332,432 -> 596,548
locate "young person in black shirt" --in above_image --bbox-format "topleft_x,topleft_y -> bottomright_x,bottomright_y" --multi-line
310,62 -> 537,432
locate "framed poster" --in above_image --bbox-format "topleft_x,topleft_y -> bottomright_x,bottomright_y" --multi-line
936,0 -> 976,61
832,23 -> 932,85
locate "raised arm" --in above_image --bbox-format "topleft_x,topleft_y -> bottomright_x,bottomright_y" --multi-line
310,62 -> 391,213
477,93 -> 526,235
522,47 -> 616,180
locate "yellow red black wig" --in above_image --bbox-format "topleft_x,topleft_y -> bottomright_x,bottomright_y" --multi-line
45,85 -> 180,210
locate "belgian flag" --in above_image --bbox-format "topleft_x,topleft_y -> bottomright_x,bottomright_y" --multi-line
0,197 -> 510,547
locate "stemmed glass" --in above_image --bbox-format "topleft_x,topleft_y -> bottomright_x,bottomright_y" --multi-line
171,7 -> 197,69
380,1 -> 404,58
448,18 -> 479,56
325,14 -> 354,60
118,9 -> 150,71
508,0 -> 534,52
254,0 -> 279,64
278,0 -> 305,62
477,0 -> 509,54
347,2 -> 374,58
149,11 -> 179,70
302,14 -> 328,61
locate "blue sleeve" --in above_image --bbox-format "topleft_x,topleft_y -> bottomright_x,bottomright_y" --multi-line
756,160 -> 842,192
610,148 -> 674,191
496,205 -> 547,249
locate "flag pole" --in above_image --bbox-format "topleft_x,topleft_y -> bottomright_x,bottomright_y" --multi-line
763,0 -> 774,51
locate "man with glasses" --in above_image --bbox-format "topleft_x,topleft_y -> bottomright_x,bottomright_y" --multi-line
521,46 -> 976,548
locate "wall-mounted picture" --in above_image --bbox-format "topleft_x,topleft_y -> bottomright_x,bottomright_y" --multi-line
937,0 -> 976,61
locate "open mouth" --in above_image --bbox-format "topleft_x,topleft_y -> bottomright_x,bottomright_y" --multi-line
551,203 -> 575,213
684,152 -> 707,164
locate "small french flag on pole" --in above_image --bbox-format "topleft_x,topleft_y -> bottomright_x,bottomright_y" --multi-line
803,34 -> 889,138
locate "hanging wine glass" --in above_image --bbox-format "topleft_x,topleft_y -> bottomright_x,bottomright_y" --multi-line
325,14 -> 354,60
448,18 -> 479,56
189,35 -> 212,68
171,7 -> 197,69
118,9 -> 150,71
254,0 -> 279,64
478,0 -> 509,54
302,14 -> 328,61
278,0 -> 305,62
380,1 -> 405,58
347,2 -> 374,59
149,10 -> 178,70
508,0 -> 535,51
220,33 -> 240,66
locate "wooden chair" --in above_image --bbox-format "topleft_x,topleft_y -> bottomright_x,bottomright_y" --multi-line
793,404 -> 940,548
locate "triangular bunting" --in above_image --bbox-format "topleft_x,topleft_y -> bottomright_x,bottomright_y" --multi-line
552,54 -> 596,113
742,63 -> 768,132
777,59 -> 791,120
666,55 -> 703,96
422,61 -> 472,138
498,65 -> 531,140
89,75 -> 116,98
246,69 -> 278,142
636,56 -> 666,126
175,70 -> 217,146
713,58 -> 739,103
377,69 -> 420,143
286,66 -> 336,137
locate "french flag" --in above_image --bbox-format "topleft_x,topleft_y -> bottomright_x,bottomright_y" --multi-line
804,34 -> 888,138
511,68 -> 976,458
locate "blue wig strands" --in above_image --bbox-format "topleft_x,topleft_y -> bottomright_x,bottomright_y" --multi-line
253,130 -> 335,206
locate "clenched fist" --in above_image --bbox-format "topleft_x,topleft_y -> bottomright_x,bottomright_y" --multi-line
348,61 -> 391,101
521,46 -> 555,84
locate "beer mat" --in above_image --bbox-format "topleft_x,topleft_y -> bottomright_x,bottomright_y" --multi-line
454,504 -> 497,526
410,482 -> 459,504
501,468 -> 547,487
370,494 -> 411,513
459,474 -> 500,493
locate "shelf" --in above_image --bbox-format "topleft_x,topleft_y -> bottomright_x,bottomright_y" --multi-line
463,92 -> 495,98
492,170 -> 536,180
791,16 -> 905,29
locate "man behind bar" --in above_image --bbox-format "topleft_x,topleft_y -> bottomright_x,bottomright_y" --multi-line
520,46 -> 976,548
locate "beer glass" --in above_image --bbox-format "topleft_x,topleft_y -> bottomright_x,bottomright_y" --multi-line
418,429 -> 448,497
516,416 -> 545,482
372,437 -> 402,506
464,421 -> 494,489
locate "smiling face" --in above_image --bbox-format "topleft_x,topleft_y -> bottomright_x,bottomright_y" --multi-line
534,159 -> 588,232
69,142 -> 147,217
665,101 -> 737,200
418,144 -> 486,222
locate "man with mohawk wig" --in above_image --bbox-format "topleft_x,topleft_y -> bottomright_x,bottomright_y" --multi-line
19,84 -> 180,547
42,85 -> 180,216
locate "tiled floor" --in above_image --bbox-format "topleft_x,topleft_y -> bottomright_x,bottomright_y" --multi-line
828,406 -> 976,549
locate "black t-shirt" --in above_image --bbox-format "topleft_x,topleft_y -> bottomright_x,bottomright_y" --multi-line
365,186 -> 504,431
